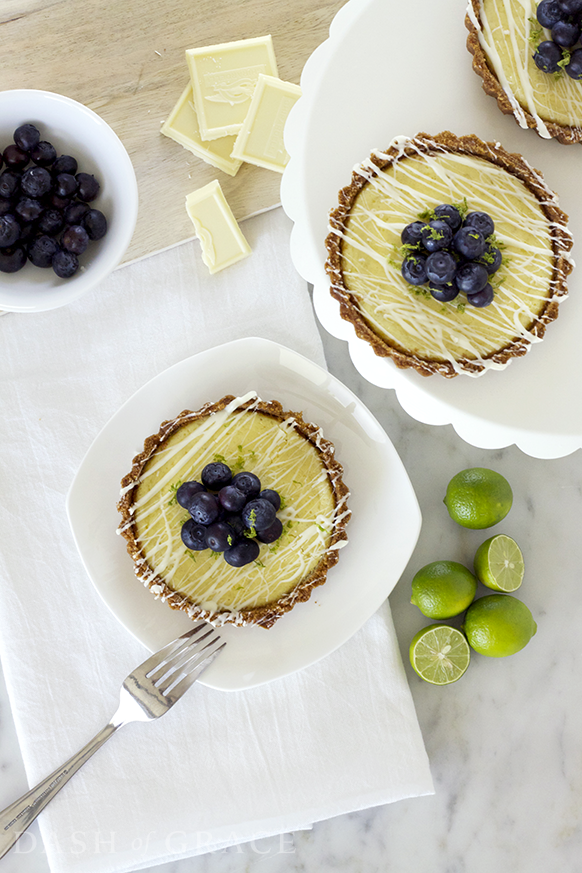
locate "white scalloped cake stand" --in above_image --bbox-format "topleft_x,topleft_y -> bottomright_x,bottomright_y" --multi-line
281,0 -> 582,459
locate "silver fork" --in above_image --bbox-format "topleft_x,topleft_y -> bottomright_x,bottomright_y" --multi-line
0,621 -> 225,859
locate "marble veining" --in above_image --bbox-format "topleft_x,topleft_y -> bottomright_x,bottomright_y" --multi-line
2,324 -> 582,872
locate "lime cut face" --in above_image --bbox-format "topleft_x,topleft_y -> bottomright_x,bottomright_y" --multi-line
411,560 -> 478,619
409,624 -> 471,684
463,594 -> 537,657
474,534 -> 524,592
444,467 -> 513,529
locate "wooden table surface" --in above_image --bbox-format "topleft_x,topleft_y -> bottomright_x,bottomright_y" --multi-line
1,0 -> 345,264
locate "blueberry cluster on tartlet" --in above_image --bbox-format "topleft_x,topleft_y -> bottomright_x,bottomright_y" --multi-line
117,393 -> 350,629
176,461 -> 285,568
533,0 -> 582,77
400,202 -> 503,309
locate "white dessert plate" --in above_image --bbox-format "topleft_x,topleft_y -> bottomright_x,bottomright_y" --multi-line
281,0 -> 582,459
66,337 -> 421,691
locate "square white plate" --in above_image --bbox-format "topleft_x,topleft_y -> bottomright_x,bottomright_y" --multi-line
67,337 -> 421,690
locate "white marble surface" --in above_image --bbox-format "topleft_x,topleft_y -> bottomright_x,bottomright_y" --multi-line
2,307 -> 582,872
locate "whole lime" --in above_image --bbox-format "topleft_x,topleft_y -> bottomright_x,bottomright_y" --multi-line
463,594 -> 537,657
411,560 -> 478,619
444,467 -> 513,529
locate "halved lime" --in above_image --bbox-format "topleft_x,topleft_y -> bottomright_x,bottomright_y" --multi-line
409,624 -> 471,685
474,534 -> 524,592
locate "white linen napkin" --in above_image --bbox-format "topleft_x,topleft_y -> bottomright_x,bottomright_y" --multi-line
0,207 -> 433,873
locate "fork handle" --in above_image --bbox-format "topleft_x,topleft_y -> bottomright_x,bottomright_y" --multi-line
0,720 -> 121,860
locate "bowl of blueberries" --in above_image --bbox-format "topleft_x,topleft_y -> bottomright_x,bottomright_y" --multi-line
0,89 -> 138,312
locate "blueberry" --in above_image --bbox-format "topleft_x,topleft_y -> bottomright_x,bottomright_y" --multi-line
201,462 -> 232,490
558,0 -> 582,15
537,0 -> 565,27
205,521 -> 239,552
62,224 -> 89,255
256,517 -> 284,544
0,245 -> 26,273
30,141 -> 56,167
477,244 -> 503,275
242,497 -> 276,532
3,144 -> 29,170
18,221 -> 37,245
28,235 -> 59,268
421,219 -> 453,253
65,202 -> 90,226
83,208 -> 107,240
52,248 -> 79,278
534,42 -> 563,74
0,198 -> 12,216
401,254 -> 428,285
218,485 -> 246,513
231,471 -> 261,498
401,220 -> 426,246
181,518 -> 207,550
0,170 -> 21,200
429,281 -> 459,303
21,167 -> 52,199
455,262 -> 490,294
463,211 -> 495,238
48,193 -> 71,211
14,124 -> 40,153
224,538 -> 260,567
176,480 -> 205,509
433,204 -> 462,230
37,208 -> 64,236
54,173 -> 78,199
425,250 -> 457,285
0,214 -> 21,247
224,513 -> 246,538
467,284 -> 495,308
76,172 -> 100,202
552,20 -> 580,46
52,155 -> 78,176
15,198 -> 43,223
566,46 -> 582,77
188,491 -> 220,525
453,226 -> 486,259
259,489 -> 281,511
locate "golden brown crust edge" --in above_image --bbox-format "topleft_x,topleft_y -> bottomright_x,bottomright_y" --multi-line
117,395 -> 350,629
465,0 -> 582,145
324,130 -> 573,378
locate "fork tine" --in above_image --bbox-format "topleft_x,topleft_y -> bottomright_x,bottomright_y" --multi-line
135,622 -> 210,677
146,627 -> 217,685
157,633 -> 225,694
159,639 -> 227,701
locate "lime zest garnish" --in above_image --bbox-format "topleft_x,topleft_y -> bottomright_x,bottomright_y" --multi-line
527,17 -> 544,46
168,480 -> 183,506
185,550 -> 197,562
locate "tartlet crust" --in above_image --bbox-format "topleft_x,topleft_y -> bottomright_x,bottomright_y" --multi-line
324,130 -> 573,378
117,395 -> 350,629
465,0 -> 582,145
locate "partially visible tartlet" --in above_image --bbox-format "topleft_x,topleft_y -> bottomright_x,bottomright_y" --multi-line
466,0 -> 582,144
117,392 -> 350,629
325,130 -> 573,378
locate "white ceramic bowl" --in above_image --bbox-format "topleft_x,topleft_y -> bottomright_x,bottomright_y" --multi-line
0,90 -> 138,312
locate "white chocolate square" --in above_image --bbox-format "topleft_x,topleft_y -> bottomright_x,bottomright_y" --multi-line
186,36 -> 278,141
185,180 -> 251,274
231,74 -> 301,173
161,83 -> 242,177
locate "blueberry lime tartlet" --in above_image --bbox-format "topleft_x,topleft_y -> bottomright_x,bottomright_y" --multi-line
325,131 -> 573,378
117,393 -> 350,628
466,0 -> 582,143
0,123 -> 107,277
